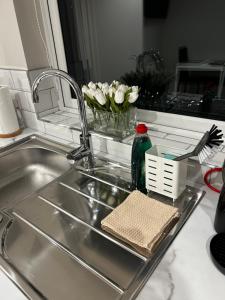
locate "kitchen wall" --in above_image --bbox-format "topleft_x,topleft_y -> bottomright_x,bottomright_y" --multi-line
161,0 -> 225,71
143,19 -> 163,50
0,0 -> 27,69
0,68 -> 59,131
0,0 -> 59,129
91,0 -> 143,82
143,0 -> 225,72
13,0 -> 50,69
0,0 -> 50,70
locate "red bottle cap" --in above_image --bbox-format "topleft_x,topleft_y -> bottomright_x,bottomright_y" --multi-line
135,123 -> 148,134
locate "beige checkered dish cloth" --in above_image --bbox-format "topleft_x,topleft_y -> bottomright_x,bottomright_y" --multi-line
101,190 -> 179,257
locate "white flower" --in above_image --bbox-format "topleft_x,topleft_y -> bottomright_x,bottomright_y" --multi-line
111,80 -> 120,87
82,85 -> 94,99
102,86 -> 109,95
118,84 -> 129,93
128,91 -> 138,103
102,82 -> 109,90
109,87 -> 116,97
97,82 -> 103,88
100,82 -> 109,95
89,88 -> 97,99
82,85 -> 89,94
115,90 -> 125,104
94,89 -> 106,105
88,81 -> 96,90
132,86 -> 139,93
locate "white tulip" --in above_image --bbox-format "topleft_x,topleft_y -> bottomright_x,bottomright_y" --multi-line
118,84 -> 129,93
132,86 -> 139,93
97,82 -> 103,88
82,85 -> 94,99
102,86 -> 109,95
88,88 -> 96,99
115,90 -> 125,104
109,87 -> 116,97
94,89 -> 106,105
88,81 -> 96,90
128,91 -> 139,103
82,85 -> 89,94
111,80 -> 120,87
102,82 -> 109,90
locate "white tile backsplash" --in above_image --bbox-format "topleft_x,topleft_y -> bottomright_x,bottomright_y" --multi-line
0,69 -> 14,88
22,110 -> 45,132
13,91 -> 54,115
126,134 -> 190,151
59,111 -> 80,118
14,91 -> 31,111
166,134 -> 199,145
60,118 -> 80,127
28,69 -> 54,91
50,87 -> 59,107
34,89 -> 53,113
26,93 -> 36,112
107,139 -> 131,161
10,90 -> 20,107
92,135 -> 107,152
42,133 -> 72,145
38,107 -> 59,118
146,123 -> 204,139
11,70 -> 30,91
72,130 -> 81,144
149,136 -> 190,150
185,145 -> 195,152
148,130 -> 167,138
41,113 -> 68,123
44,123 -> 73,142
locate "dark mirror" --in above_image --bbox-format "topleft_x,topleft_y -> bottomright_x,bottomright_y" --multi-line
58,0 -> 225,121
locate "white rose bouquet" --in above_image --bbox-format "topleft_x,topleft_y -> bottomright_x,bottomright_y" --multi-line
82,81 -> 139,113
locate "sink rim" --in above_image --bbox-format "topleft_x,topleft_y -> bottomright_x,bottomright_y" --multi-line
0,134 -> 73,159
0,134 -> 206,300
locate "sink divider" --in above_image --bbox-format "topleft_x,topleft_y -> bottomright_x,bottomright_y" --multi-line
12,211 -> 125,295
38,194 -> 147,261
59,182 -> 114,210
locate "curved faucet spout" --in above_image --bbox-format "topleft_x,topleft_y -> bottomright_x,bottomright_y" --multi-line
32,69 -> 93,167
32,69 -> 88,139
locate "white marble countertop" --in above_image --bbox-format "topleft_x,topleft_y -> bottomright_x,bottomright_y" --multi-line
0,130 -> 224,300
137,186 -> 225,300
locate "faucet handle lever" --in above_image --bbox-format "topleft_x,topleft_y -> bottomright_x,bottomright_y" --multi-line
66,145 -> 87,161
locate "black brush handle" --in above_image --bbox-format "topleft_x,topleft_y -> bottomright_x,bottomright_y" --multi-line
174,151 -> 194,161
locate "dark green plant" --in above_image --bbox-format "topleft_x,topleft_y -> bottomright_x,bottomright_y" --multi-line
121,50 -> 173,109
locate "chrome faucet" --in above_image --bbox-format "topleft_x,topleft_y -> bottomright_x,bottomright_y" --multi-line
32,69 -> 93,167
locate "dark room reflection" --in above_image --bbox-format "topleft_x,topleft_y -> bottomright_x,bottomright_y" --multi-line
58,0 -> 225,121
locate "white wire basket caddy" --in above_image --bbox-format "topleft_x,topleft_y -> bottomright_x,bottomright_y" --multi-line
145,145 -> 188,201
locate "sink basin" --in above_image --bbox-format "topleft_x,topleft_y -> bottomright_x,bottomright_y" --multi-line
0,135 -> 205,300
0,136 -> 71,209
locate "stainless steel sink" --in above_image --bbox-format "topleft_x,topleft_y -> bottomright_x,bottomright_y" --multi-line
0,136 -> 71,210
0,135 -> 205,300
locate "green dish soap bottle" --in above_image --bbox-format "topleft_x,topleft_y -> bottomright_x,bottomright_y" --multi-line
131,124 -> 152,194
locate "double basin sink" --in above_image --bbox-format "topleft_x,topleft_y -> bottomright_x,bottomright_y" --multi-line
0,135 -> 204,299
